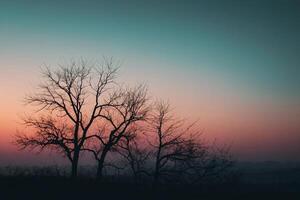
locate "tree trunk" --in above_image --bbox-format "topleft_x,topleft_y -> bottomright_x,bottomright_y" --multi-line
96,148 -> 109,180
71,151 -> 79,178
153,146 -> 161,189
96,160 -> 104,180
153,169 -> 159,190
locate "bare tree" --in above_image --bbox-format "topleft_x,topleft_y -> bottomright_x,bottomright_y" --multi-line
147,101 -> 233,187
15,58 -> 119,178
82,84 -> 149,179
109,100 -> 233,187
147,101 -> 196,187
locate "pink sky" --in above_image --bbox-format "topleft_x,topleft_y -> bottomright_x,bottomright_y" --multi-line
1,59 -> 300,164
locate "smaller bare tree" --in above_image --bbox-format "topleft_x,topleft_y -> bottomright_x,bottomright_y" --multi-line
146,101 -> 233,187
147,101 -> 197,187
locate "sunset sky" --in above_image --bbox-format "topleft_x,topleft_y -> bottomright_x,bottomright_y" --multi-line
0,0 -> 300,164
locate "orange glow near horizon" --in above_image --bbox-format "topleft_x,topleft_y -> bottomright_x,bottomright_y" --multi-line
1,60 -> 300,163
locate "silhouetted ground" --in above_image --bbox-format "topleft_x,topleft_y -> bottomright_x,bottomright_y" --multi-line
0,175 -> 300,200
1,162 -> 300,200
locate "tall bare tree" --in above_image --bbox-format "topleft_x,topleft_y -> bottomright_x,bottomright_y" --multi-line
82,85 -> 149,179
15,58 -> 120,178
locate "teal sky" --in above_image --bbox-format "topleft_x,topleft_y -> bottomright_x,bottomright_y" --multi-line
0,0 -> 300,161
1,0 -> 300,97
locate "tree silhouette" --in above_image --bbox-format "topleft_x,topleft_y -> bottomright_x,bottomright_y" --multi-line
15,58 -> 119,178
14,59 -> 232,182
149,102 -> 233,186
82,85 -> 149,179
148,101 -> 198,188
119,101 -> 233,187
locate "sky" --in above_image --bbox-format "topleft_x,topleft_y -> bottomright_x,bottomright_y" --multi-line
0,0 -> 300,164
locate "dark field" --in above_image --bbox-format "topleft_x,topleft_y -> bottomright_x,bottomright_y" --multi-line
1,162 -> 299,200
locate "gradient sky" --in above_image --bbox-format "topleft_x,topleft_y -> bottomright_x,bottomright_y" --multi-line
0,0 -> 300,164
